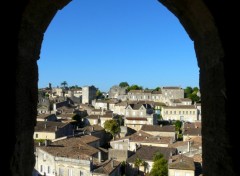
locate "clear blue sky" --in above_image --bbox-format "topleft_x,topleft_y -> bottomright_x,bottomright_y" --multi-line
38,0 -> 199,92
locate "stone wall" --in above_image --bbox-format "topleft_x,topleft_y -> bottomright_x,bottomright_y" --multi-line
13,0 -> 237,175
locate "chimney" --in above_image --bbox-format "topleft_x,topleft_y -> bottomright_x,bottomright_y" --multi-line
55,126 -> 58,131
160,124 -> 163,127
98,151 -> 101,163
44,124 -> 47,129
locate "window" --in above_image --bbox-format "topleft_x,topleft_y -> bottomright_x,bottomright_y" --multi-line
174,172 -> 180,176
165,111 -> 168,114
170,111 -> 172,114
68,169 -> 73,176
190,111 -> 192,114
174,111 -> 176,114
59,168 -> 64,176
186,111 -> 188,114
48,166 -> 50,174
193,111 -> 195,115
80,171 -> 84,176
40,165 -> 43,172
43,153 -> 46,160
35,133 -> 38,138
179,111 -> 181,114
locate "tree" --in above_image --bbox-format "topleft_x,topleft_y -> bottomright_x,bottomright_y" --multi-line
96,90 -> 103,99
154,87 -> 161,91
150,158 -> 168,176
71,114 -> 84,127
61,81 -> 68,89
103,119 -> 120,139
150,152 -> 168,176
134,157 -> 145,175
184,86 -> 200,103
119,82 -> 129,88
174,120 -> 182,132
184,86 -> 193,97
127,84 -> 143,91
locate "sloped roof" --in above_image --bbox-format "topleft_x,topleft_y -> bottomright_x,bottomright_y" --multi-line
141,125 -> 175,132
168,154 -> 195,170
35,121 -> 69,132
127,146 -> 177,163
93,159 -> 120,175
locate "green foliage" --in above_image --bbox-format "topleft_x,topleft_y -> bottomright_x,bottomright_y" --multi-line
184,86 -> 193,95
71,114 -> 84,127
69,85 -> 81,89
184,86 -> 200,103
34,139 -> 45,143
119,82 -> 129,88
72,114 -> 81,123
134,157 -> 144,167
177,134 -> 183,141
154,87 -> 161,91
188,93 -> 200,102
103,119 -> 120,138
174,120 -> 182,131
116,115 -> 124,126
61,81 -> 68,89
127,84 -> 143,91
150,157 -> 168,176
96,90 -> 103,99
153,152 -> 164,162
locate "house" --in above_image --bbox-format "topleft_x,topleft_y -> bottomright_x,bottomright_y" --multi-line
168,154 -> 195,176
182,122 -> 202,141
111,101 -> 128,115
82,85 -> 97,104
92,100 -> 109,110
126,146 -> 177,175
183,128 -> 201,141
93,159 -> 121,176
111,130 -> 173,151
169,98 -> 192,106
34,121 -> 73,140
108,85 -> 127,99
100,111 -> 114,127
141,124 -> 176,141
125,103 -> 157,131
161,105 -> 198,122
127,90 -> 153,101
86,115 -> 100,125
160,87 -> 184,105
34,136 -> 100,176
80,125 -> 111,147
169,137 -> 202,156
36,114 -> 57,122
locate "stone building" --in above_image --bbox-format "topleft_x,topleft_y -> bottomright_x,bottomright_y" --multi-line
108,85 -> 127,99
82,86 -> 97,104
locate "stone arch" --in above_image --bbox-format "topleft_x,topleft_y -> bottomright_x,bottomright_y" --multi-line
15,0 -> 236,175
